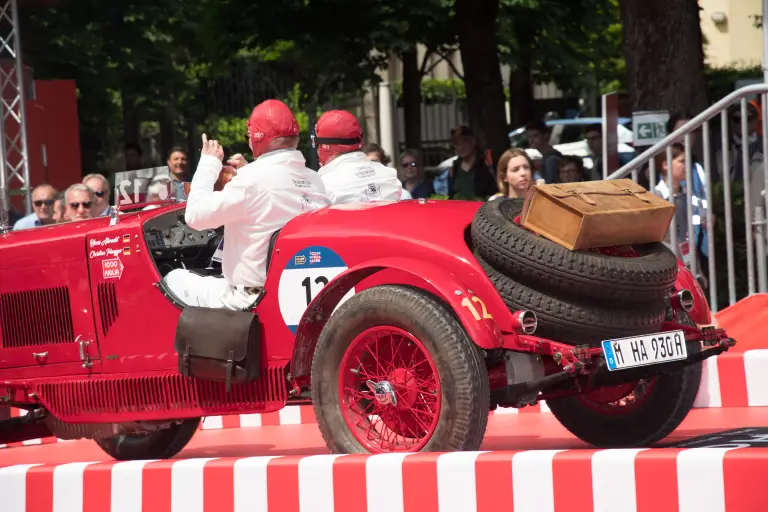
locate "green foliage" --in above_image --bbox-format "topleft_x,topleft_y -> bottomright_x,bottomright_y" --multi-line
497,0 -> 626,95
709,180 -> 749,308
705,65 -> 763,103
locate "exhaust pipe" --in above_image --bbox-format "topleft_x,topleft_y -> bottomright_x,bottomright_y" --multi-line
510,310 -> 538,335
671,289 -> 695,312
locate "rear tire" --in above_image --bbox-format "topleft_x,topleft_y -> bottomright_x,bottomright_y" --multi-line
548,350 -> 702,447
94,418 -> 200,461
311,285 -> 490,454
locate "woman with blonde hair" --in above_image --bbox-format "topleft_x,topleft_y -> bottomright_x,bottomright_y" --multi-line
489,148 -> 542,200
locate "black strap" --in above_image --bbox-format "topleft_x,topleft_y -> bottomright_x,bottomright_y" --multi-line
313,136 -> 362,147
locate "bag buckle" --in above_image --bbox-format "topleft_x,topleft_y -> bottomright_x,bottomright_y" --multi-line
225,349 -> 235,392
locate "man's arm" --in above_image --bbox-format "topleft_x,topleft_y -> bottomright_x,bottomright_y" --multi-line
185,154 -> 247,229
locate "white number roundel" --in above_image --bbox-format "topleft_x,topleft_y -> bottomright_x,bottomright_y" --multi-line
277,246 -> 355,334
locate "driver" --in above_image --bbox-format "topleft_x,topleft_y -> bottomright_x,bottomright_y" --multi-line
164,99 -> 330,310
313,110 -> 409,203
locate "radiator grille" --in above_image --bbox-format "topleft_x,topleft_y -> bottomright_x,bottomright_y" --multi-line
97,282 -> 119,335
35,362 -> 289,422
0,287 -> 75,348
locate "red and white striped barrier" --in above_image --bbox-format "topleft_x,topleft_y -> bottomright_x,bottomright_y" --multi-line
0,349 -> 764,447
1,447 -> 763,511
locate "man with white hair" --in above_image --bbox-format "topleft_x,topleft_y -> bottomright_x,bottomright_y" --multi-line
64,183 -> 95,222
82,173 -> 111,217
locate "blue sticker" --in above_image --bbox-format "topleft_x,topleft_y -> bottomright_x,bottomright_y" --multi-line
277,246 -> 355,334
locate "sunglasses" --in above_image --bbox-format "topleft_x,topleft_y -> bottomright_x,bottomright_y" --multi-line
401,161 -> 417,168
93,190 -> 106,198
69,201 -> 92,209
33,199 -> 55,207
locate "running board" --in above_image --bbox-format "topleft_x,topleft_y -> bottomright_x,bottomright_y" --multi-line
0,409 -> 53,446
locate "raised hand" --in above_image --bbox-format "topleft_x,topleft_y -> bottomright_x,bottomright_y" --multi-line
201,133 -> 224,161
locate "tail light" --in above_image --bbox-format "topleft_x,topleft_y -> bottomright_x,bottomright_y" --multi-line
511,310 -> 538,335
671,289 -> 695,312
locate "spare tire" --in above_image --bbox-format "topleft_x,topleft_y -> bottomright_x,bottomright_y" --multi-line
476,253 -> 666,345
471,198 -> 678,305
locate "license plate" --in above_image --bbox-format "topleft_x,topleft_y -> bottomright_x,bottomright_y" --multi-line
601,330 -> 687,371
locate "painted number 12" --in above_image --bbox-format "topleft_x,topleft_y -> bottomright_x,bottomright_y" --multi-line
461,296 -> 493,321
302,275 -> 328,306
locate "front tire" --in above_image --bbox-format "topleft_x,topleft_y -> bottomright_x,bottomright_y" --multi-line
94,417 -> 200,461
311,285 -> 490,454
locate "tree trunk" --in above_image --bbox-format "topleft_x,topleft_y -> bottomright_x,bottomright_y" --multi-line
401,48 -> 422,152
455,0 -> 508,166
508,49 -> 535,129
619,0 -> 708,113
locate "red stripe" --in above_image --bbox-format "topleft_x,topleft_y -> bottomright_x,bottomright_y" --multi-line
634,448 -> 682,512
718,354 -> 748,406
261,411 -> 282,426
142,461 -> 174,512
475,451 -> 515,512
266,456 -> 302,512
203,459 -> 234,512
518,403 -> 542,413
300,405 -> 316,424
26,464 -> 54,512
83,461 -> 117,512
402,453 -> 439,512
332,454 -> 369,512
221,415 -> 242,429
552,451 -> 593,512
723,447 -> 765,510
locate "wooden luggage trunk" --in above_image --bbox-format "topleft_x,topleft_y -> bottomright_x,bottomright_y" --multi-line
520,178 -> 675,250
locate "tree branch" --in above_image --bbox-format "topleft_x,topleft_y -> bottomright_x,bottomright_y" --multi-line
435,49 -> 464,80
419,47 -> 434,76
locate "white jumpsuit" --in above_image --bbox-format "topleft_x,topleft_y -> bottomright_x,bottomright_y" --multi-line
319,151 -> 408,204
164,149 -> 331,309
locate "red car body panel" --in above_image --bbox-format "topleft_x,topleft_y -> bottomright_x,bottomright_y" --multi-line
0,199 -> 714,425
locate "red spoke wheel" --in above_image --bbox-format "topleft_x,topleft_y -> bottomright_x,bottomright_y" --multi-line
311,285 -> 489,454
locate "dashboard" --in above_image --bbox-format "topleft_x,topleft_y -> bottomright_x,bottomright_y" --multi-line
143,211 -> 219,251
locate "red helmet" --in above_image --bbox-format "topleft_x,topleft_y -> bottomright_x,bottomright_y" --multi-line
246,99 -> 300,158
313,110 -> 364,166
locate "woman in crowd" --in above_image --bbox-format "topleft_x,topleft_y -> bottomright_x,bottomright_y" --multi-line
399,149 -> 433,199
489,148 -> 538,200
363,143 -> 391,167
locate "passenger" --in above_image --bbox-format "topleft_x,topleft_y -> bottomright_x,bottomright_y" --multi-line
163,99 -> 331,310
314,110 -> 407,203
64,183 -> 95,222
13,183 -> 58,229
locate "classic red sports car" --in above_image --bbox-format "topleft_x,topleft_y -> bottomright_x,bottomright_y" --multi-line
0,196 -> 735,459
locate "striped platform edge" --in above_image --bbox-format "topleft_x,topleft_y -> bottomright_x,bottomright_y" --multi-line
1,349 -> 764,447
1,447 -> 764,511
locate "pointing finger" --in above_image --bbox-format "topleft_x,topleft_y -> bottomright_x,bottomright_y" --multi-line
202,133 -> 208,145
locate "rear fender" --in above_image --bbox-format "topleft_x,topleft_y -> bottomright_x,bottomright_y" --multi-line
291,257 -> 503,380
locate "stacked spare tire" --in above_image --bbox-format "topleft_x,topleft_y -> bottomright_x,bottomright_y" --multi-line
471,198 -> 680,345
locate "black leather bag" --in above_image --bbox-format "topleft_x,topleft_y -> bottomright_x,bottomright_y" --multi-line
173,306 -> 261,391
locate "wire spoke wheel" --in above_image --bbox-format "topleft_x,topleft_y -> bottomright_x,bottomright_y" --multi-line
339,326 -> 441,453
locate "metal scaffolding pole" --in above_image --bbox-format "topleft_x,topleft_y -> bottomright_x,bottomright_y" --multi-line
0,0 -> 31,228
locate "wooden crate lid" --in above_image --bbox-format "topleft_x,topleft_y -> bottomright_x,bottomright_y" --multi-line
526,178 -> 671,215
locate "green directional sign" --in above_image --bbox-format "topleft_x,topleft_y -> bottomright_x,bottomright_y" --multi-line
632,111 -> 669,147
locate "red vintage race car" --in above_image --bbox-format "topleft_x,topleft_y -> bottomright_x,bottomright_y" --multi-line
0,196 -> 735,459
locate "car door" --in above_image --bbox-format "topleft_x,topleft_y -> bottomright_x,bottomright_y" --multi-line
0,223 -> 102,377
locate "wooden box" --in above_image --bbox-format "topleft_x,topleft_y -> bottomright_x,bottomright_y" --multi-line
520,178 -> 675,250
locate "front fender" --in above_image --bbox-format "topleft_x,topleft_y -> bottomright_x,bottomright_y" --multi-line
291,257 -> 503,380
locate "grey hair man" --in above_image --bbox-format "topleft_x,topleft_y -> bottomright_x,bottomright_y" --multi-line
82,173 -> 111,216
65,183 -> 95,222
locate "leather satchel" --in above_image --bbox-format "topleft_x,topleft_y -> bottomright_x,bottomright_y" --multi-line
173,306 -> 261,391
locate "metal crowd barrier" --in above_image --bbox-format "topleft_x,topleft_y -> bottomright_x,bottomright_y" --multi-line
607,84 -> 768,312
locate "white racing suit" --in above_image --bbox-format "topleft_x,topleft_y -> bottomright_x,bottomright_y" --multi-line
319,151 -> 408,204
164,149 -> 331,309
